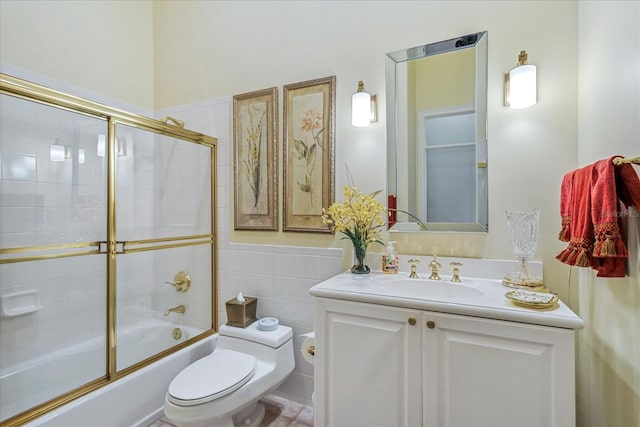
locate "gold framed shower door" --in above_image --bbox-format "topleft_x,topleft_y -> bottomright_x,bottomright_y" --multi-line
0,73 -> 218,426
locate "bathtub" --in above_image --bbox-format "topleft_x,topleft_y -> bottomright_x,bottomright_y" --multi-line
1,319 -> 216,426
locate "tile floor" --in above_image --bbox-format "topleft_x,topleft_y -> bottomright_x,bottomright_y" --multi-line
149,394 -> 313,427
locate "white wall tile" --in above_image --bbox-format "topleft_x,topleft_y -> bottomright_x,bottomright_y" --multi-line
1,180 -> 37,207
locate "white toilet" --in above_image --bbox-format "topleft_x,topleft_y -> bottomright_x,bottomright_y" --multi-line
164,321 -> 294,427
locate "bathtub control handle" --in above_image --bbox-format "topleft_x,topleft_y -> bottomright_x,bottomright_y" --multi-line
164,271 -> 191,292
164,305 -> 186,316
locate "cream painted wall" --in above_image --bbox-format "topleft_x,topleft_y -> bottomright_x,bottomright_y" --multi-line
154,0 -> 579,300
0,0 -> 155,110
576,2 -> 640,426
413,48 -> 475,111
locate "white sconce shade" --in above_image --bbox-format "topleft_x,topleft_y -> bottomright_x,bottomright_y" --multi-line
116,138 -> 127,156
97,134 -> 106,157
97,134 -> 127,157
505,50 -> 537,109
50,144 -> 65,162
78,148 -> 85,164
352,81 -> 376,127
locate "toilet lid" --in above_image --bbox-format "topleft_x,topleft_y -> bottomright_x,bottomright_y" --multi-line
167,349 -> 257,406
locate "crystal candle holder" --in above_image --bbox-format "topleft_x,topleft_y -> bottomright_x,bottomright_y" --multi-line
502,208 -> 544,289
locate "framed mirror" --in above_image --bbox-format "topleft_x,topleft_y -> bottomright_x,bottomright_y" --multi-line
386,31 -> 488,232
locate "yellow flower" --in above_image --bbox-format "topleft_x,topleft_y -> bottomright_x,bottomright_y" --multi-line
322,186 -> 386,250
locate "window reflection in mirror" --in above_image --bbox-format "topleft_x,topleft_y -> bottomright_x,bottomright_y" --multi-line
386,31 -> 488,232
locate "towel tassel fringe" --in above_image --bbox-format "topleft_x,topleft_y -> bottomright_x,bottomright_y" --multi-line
575,250 -> 591,267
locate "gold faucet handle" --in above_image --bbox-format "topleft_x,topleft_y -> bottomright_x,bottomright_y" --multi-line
164,271 -> 191,292
408,258 -> 420,278
449,261 -> 463,282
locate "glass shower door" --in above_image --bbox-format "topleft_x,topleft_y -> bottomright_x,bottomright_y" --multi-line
1,73 -> 217,425
0,94 -> 108,421
113,123 -> 214,371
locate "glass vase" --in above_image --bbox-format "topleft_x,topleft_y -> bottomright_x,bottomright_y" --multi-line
351,243 -> 370,274
503,208 -> 544,288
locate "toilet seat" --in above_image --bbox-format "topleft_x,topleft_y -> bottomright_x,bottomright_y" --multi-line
167,349 -> 257,407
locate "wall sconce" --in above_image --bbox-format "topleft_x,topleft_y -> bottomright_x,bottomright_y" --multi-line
351,80 -> 377,127
51,141 -> 84,164
97,134 -> 106,157
97,134 -> 126,157
116,138 -> 127,156
50,138 -> 71,162
504,50 -> 537,109
50,143 -> 66,162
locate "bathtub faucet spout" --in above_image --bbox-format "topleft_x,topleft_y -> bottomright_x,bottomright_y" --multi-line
164,305 -> 186,316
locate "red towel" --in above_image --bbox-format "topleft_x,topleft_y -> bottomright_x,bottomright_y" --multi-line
558,171 -> 574,242
591,158 -> 627,259
615,161 -> 640,212
556,164 -> 596,268
557,156 -> 639,278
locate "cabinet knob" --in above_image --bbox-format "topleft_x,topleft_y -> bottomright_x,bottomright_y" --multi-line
408,317 -> 417,325
426,320 -> 436,329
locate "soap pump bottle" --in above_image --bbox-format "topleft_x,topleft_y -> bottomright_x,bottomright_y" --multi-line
382,241 -> 399,274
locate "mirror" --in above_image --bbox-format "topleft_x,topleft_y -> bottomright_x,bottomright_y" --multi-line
386,31 -> 488,232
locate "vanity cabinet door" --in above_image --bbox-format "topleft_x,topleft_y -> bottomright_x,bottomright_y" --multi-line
422,311 -> 576,427
315,298 -> 423,427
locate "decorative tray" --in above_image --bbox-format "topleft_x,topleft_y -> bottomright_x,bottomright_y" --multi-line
505,289 -> 558,310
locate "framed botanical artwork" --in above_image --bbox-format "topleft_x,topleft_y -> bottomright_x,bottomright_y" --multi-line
283,76 -> 336,233
233,87 -> 278,230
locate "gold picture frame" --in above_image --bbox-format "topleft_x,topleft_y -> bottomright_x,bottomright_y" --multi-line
233,87 -> 278,230
283,76 -> 336,233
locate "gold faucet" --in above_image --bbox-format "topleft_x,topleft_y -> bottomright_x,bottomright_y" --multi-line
408,258 -> 420,278
450,262 -> 463,282
428,255 -> 442,280
164,305 -> 186,316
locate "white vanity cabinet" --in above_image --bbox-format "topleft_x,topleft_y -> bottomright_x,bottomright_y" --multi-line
314,298 -> 423,427
422,311 -> 575,427
311,271 -> 582,427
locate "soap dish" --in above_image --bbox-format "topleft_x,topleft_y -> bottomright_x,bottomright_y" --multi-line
257,317 -> 279,331
505,289 -> 558,310
0,290 -> 42,317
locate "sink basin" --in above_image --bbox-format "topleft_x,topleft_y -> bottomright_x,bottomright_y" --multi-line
374,277 -> 484,299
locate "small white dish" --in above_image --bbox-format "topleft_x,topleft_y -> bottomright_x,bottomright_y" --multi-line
257,317 -> 279,331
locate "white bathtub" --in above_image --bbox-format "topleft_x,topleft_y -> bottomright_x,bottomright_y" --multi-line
1,319 -> 216,426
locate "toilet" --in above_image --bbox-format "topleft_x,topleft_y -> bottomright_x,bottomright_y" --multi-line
164,321 -> 294,427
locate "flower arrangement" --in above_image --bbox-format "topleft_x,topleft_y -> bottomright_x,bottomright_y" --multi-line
322,186 -> 386,273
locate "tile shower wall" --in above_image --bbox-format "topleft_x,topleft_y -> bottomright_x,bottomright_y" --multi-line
156,98 -> 344,406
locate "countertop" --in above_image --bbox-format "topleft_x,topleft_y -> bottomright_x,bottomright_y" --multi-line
310,271 -> 584,330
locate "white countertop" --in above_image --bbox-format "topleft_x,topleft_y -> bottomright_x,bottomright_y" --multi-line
310,270 -> 584,330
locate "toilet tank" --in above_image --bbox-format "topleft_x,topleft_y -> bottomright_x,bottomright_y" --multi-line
218,322 -> 292,348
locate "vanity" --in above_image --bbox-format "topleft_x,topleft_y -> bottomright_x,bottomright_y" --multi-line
309,259 -> 584,427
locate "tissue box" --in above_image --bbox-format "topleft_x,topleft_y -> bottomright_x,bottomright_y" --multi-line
225,296 -> 257,328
